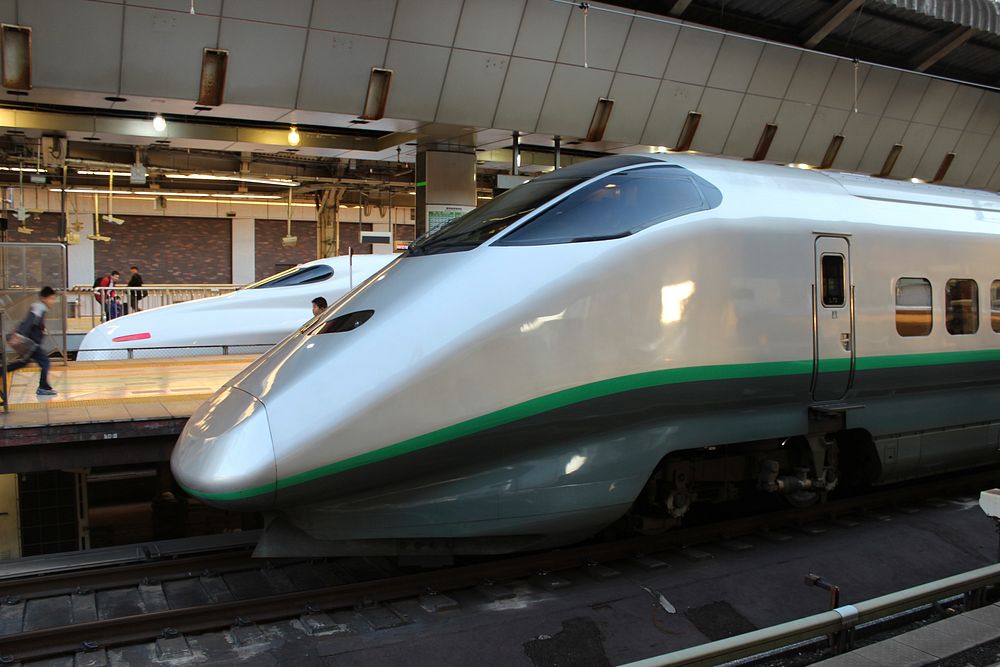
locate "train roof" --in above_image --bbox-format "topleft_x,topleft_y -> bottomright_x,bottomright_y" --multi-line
642,153 -> 1000,215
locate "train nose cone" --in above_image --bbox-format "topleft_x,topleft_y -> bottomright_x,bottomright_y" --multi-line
171,386 -> 277,510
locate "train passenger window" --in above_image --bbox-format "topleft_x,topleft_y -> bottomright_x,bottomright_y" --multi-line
992,281 -> 1000,333
945,279 -> 979,335
495,165 -> 722,246
820,255 -> 845,307
244,265 -> 334,289
895,278 -> 932,337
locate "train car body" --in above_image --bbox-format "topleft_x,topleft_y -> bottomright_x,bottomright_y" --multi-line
171,154 -> 1000,557
77,254 -> 396,360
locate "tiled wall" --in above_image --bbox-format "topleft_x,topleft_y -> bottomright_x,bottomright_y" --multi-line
253,219 -> 319,281
4,212 -> 62,243
93,216 -> 233,284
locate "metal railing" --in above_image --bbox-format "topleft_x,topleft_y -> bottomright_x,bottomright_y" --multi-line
619,561 -> 1000,667
69,284 -> 241,328
74,343 -> 272,361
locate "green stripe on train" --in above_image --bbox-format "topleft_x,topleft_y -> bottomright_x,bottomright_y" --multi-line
183,348 -> 1000,502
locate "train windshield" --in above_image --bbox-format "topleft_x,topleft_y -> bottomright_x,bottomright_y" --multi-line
243,264 -> 334,289
408,178 -> 585,255
408,154 -> 660,255
495,165 -> 721,246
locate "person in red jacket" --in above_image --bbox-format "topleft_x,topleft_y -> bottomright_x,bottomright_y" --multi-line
94,270 -> 119,321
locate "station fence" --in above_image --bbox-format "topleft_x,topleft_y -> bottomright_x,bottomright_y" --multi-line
73,343 -> 272,361
70,284 -> 241,329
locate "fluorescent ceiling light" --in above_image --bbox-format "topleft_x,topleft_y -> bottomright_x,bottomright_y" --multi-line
50,188 -> 135,195
77,169 -> 146,177
0,166 -> 46,172
209,193 -> 281,200
165,173 -> 300,187
163,197 -> 313,207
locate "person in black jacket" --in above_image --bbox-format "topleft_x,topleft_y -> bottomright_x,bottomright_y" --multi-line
127,265 -> 145,313
7,286 -> 57,395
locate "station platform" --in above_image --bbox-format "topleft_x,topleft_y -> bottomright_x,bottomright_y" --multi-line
0,355 -> 256,473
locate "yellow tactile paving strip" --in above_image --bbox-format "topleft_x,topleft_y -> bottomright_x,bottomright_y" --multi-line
1,355 -> 256,428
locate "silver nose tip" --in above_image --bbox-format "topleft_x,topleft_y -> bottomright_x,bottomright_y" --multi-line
171,386 -> 277,510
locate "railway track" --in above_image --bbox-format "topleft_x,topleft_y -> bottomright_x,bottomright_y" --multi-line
3,467 -> 997,663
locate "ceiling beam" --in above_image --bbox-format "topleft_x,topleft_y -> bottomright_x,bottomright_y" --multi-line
800,0 -> 864,49
669,0 -> 693,17
909,26 -> 977,72
0,108 -> 418,153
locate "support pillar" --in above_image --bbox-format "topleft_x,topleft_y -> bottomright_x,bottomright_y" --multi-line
415,145 -> 477,239
230,218 -> 255,284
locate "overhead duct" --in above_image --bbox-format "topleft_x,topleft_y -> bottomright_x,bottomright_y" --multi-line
1,24 -> 31,91
361,68 -> 393,121
198,48 -> 228,107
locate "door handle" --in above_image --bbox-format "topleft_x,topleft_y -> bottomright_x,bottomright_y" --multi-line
840,332 -> 851,352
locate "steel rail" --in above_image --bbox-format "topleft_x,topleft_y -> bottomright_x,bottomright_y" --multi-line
4,466 -> 997,662
0,550 -> 260,599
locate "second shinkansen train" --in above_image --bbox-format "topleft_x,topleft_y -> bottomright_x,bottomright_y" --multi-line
171,153 -> 1000,556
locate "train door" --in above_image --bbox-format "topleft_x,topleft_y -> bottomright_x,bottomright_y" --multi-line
812,236 -> 854,401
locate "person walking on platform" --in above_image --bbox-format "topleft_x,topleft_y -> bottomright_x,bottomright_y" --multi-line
7,286 -> 58,396
127,265 -> 145,313
311,296 -> 328,318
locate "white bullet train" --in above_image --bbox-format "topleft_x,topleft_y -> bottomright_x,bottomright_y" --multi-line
77,254 -> 396,360
172,153 -> 1000,557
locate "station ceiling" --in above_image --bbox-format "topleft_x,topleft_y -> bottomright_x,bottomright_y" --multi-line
0,0 -> 998,191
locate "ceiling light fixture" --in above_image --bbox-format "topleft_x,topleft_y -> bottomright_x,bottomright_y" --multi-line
361,68 -> 393,120
77,169 -> 145,177
820,135 -> 844,169
152,114 -> 166,132
877,144 -> 903,178
932,152 -> 956,183
1,24 -> 32,91
585,98 -> 614,142
165,173 -> 300,187
198,48 -> 228,107
674,112 -> 702,152
287,126 -> 300,146
749,123 -> 778,162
